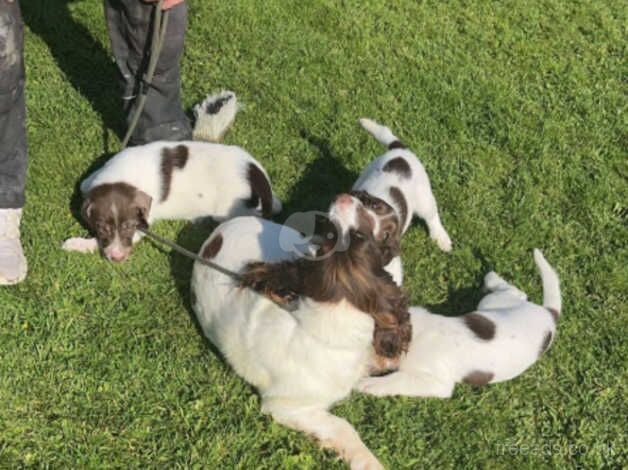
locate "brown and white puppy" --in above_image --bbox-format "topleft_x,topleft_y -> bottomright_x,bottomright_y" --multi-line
357,250 -> 562,398
348,189 -> 404,285
239,193 -> 411,369
62,142 -> 281,262
353,118 -> 453,284
190,194 -> 412,469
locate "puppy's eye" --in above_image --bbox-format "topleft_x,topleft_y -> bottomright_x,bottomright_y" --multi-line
382,232 -> 390,241
352,230 -> 366,240
95,222 -> 109,234
121,220 -> 136,231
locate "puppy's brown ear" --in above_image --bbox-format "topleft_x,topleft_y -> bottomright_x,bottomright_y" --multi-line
81,197 -> 94,227
373,327 -> 403,358
133,190 -> 152,229
372,310 -> 412,358
380,240 -> 399,265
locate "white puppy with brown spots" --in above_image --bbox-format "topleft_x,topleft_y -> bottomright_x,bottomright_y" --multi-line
62,92 -> 281,262
357,249 -> 561,397
191,193 -> 414,470
353,118 -> 452,284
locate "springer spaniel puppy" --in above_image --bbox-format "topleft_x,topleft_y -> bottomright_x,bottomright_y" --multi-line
353,118 -> 453,284
191,194 -> 411,470
356,249 -> 561,398
63,91 -> 281,262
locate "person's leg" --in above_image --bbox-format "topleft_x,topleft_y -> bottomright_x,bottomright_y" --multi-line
104,0 -> 191,145
0,0 -> 27,285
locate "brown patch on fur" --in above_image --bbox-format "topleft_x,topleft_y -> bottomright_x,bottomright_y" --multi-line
204,94 -> 233,114
160,145 -> 189,202
247,163 -> 273,218
539,330 -> 553,356
350,190 -> 402,264
239,196 -> 411,359
82,182 -> 152,249
547,307 -> 559,323
463,313 -> 496,340
388,186 -> 409,230
463,370 -> 494,386
388,140 -> 406,150
202,233 -> 223,259
383,157 -> 412,179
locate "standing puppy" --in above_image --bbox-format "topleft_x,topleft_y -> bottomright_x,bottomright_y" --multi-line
353,118 -> 452,283
62,93 -> 282,262
357,250 -> 561,398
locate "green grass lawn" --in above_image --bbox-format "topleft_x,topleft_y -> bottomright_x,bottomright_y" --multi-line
1,0 -> 626,467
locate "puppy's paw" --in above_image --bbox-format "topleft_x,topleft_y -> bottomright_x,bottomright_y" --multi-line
239,262 -> 271,289
350,450 -> 384,470
483,271 -> 503,290
62,237 -> 99,253
267,288 -> 299,306
239,262 -> 299,305
355,377 -> 394,397
435,234 -> 452,252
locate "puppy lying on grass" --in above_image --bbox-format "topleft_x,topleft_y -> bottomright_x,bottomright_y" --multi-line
192,194 -> 413,469
62,92 -> 281,262
356,249 -> 561,397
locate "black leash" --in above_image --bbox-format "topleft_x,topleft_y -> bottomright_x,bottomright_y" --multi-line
138,226 -> 242,280
138,226 -> 300,312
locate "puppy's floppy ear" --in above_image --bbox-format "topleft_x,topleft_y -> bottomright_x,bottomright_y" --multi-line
81,197 -> 94,227
381,237 -> 400,265
372,310 -> 412,358
373,327 -> 403,358
133,189 -> 152,229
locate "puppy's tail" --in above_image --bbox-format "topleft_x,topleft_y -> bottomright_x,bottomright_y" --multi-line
534,249 -> 561,318
359,118 -> 406,150
193,90 -> 240,142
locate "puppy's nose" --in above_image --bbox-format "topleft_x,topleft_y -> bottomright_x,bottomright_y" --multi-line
108,249 -> 127,262
335,194 -> 353,207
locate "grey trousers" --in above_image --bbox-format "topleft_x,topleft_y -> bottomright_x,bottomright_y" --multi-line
0,1 -> 192,209
104,0 -> 191,145
0,0 -> 26,209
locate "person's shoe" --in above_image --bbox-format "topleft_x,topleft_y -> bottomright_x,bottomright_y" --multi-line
0,208 -> 27,285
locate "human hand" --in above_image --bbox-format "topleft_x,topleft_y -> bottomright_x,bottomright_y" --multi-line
143,0 -> 184,10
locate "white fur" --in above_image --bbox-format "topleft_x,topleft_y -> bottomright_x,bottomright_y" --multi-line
61,140 -> 281,256
62,237 -> 99,253
357,250 -> 561,398
354,118 -> 452,279
63,91 -> 280,255
193,90 -> 240,142
80,141 -> 280,222
384,256 -> 404,286
191,217 -> 384,469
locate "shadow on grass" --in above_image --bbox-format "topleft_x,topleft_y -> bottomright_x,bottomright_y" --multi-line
22,0 -> 125,138
165,219 -> 226,359
278,130 -> 358,218
22,0 -> 127,227
425,249 -> 494,315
